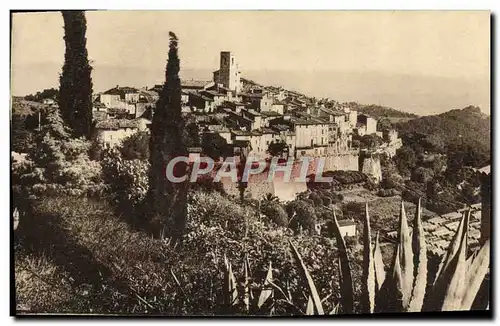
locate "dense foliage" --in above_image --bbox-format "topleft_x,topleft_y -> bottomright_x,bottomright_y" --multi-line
396,106 -> 490,167
120,131 -> 150,160
343,102 -> 419,120
267,140 -> 288,156
13,108 -> 102,199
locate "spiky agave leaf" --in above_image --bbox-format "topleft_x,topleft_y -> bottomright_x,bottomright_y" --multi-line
396,201 -> 414,309
433,211 -> 470,286
289,240 -> 324,314
373,232 -> 386,291
329,302 -> 340,315
408,198 -> 427,312
224,259 -> 239,309
331,211 -> 354,314
245,255 -> 254,304
428,211 -> 470,311
306,296 -> 315,315
439,211 -> 470,311
376,202 -> 413,312
361,202 -> 376,313
460,240 -> 490,310
243,255 -> 250,312
224,253 -> 229,270
257,262 -> 273,308
376,246 -> 405,312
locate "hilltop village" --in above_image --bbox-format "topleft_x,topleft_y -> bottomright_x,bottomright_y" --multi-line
90,51 -> 402,182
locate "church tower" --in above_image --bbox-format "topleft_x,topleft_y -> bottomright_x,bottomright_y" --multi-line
214,51 -> 241,93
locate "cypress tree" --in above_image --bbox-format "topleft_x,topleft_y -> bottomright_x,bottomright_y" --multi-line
149,32 -> 188,242
59,11 -> 93,139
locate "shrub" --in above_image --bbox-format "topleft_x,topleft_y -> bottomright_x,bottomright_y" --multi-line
187,191 -> 259,238
188,175 -> 226,194
101,147 -> 149,210
322,196 -> 332,206
308,192 -> 323,206
119,131 -> 150,160
364,178 -> 379,191
286,200 -> 317,234
13,108 -> 104,198
411,166 -> 435,183
342,201 -> 365,221
260,201 -> 288,227
377,188 -> 400,197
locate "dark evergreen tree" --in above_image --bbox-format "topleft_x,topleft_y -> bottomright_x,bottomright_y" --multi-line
59,11 -> 93,139
149,32 -> 188,242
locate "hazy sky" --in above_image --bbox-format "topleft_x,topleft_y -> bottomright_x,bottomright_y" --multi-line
11,11 -> 490,114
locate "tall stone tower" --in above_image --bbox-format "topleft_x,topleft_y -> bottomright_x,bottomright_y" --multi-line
215,51 -> 241,93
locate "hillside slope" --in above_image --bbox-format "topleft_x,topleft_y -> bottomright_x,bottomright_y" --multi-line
343,102 -> 419,120
396,105 -> 490,162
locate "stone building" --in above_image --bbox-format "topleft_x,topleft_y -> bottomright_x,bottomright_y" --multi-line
213,51 -> 242,93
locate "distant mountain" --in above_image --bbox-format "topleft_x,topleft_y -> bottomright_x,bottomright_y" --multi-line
395,106 -> 491,163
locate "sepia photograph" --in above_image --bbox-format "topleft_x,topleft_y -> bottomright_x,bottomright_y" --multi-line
10,10 -> 491,317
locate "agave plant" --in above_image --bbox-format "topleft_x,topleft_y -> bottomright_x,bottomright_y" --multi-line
220,198 -> 489,315
336,199 -> 490,314
222,244 -> 340,316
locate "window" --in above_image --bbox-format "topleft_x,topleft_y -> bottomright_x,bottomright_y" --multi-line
232,57 -> 234,65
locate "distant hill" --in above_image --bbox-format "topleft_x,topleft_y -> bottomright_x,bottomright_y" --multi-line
11,97 -> 51,117
395,105 -> 491,163
343,102 -> 419,120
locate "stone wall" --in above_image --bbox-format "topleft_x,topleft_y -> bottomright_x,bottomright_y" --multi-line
324,153 -> 359,172
216,153 -> 360,201
361,156 -> 382,183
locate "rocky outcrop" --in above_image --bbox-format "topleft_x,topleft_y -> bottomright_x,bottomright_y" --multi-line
361,156 -> 382,183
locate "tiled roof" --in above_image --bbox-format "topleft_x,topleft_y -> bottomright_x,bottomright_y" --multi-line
191,93 -> 213,102
241,93 -> 263,99
95,119 -> 139,130
320,107 -> 345,116
244,109 -> 261,117
260,128 -> 279,135
181,79 -> 212,89
337,219 -> 356,227
202,90 -> 226,97
231,130 -> 262,137
271,124 -> 291,132
104,86 -> 139,96
260,110 -> 282,117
